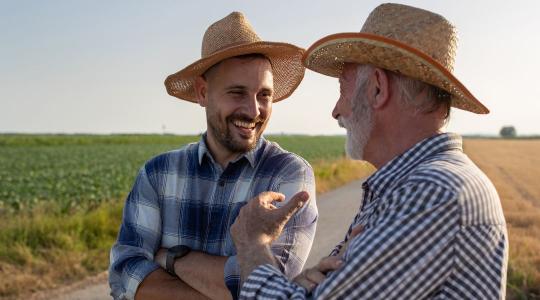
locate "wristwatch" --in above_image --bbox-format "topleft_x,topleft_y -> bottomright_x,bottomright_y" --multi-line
166,245 -> 191,276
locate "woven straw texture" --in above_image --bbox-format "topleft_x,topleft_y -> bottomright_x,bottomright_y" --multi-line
165,12 -> 305,103
303,3 -> 488,114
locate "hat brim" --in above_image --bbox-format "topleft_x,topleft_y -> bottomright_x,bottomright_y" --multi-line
303,33 -> 489,114
165,41 -> 305,103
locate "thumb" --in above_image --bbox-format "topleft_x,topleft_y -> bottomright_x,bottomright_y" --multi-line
275,191 -> 309,222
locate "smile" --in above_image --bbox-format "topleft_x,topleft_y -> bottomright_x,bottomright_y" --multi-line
233,120 -> 257,129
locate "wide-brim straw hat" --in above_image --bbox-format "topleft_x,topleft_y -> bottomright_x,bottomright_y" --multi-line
303,3 -> 489,114
165,12 -> 305,103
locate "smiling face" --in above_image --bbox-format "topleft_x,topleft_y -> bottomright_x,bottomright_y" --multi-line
196,56 -> 274,159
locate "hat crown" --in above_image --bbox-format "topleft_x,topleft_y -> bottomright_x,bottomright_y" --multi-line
201,12 -> 262,58
361,3 -> 458,72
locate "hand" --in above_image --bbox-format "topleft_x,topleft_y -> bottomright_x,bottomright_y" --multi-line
293,256 -> 343,293
231,191 -> 309,248
154,248 -> 168,269
336,224 -> 364,258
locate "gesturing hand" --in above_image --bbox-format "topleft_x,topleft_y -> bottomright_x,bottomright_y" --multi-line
231,191 -> 309,248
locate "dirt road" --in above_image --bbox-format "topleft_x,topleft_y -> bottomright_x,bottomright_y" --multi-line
43,179 -> 364,300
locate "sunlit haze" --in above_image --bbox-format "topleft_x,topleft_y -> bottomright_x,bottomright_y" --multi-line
1,0 -> 539,135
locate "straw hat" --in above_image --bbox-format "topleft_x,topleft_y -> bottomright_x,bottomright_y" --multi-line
165,12 -> 305,103
303,3 -> 489,114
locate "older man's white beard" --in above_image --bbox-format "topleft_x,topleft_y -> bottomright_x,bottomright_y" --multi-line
338,97 -> 373,160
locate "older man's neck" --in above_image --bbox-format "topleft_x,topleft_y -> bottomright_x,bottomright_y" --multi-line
365,114 -> 444,169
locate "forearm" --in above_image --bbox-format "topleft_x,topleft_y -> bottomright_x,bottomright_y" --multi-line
173,251 -> 233,300
240,264 -> 307,300
236,244 -> 276,285
135,268 -> 210,300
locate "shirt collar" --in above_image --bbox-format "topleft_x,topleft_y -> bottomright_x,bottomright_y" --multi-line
197,133 -> 264,168
363,132 -> 463,198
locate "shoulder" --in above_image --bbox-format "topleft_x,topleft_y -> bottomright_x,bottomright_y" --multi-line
260,139 -> 313,170
409,150 -> 496,196
259,139 -> 314,177
400,150 -> 503,224
143,142 -> 199,175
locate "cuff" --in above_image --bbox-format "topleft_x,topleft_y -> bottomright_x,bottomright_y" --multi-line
113,258 -> 160,300
224,255 -> 240,299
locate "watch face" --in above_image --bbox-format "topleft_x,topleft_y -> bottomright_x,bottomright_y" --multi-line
169,245 -> 190,257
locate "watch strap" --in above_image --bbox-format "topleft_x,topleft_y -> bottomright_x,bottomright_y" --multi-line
166,245 -> 191,275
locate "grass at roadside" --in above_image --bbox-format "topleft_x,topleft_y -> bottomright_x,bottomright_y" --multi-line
0,201 -> 123,297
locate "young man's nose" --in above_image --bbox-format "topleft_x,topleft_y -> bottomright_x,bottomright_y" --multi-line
244,96 -> 261,119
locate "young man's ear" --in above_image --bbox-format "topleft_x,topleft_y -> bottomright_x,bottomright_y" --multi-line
194,76 -> 208,107
371,68 -> 391,110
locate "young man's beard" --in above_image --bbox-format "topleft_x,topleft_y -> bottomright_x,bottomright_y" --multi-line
207,112 -> 266,154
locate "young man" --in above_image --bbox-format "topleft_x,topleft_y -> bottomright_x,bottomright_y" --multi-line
231,3 -> 508,299
109,12 -> 318,300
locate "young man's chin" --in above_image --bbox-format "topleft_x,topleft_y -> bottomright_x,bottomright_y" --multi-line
231,137 -> 257,152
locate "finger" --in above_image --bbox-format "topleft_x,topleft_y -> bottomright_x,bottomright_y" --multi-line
274,191 -> 309,221
350,224 -> 364,238
257,191 -> 286,206
305,268 -> 326,284
293,274 -> 317,292
316,256 -> 343,273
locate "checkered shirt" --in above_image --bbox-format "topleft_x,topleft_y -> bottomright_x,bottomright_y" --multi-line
109,135 -> 318,300
240,133 -> 508,299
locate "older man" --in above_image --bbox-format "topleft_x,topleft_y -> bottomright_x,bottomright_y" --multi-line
231,3 -> 508,299
109,12 -> 317,300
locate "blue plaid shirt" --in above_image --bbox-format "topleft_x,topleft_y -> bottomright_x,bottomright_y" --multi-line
241,133 -> 508,299
109,135 -> 318,300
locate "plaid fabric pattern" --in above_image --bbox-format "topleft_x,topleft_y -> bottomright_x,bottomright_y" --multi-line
240,133 -> 508,299
109,135 -> 318,300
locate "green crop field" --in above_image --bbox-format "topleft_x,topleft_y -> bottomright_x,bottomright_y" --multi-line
0,134 -> 347,214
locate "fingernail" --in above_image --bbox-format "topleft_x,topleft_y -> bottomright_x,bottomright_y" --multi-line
336,260 -> 343,267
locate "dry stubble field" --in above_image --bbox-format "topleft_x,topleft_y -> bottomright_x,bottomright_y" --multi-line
464,139 -> 540,298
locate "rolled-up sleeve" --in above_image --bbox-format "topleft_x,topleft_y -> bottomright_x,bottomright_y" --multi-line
109,167 -> 162,300
225,158 -> 318,299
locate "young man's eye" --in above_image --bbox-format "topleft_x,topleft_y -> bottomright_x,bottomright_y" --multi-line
260,92 -> 273,99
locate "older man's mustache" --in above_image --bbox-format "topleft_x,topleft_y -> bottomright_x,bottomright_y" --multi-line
338,117 -> 346,129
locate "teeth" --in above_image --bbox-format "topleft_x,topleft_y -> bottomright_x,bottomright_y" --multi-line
233,120 -> 256,129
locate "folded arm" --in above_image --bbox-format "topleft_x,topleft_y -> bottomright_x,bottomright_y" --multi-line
109,167 -> 165,300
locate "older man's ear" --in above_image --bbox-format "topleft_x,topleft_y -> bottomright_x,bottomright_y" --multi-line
370,68 -> 391,110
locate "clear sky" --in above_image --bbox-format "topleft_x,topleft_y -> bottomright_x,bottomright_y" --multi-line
1,0 -> 539,135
